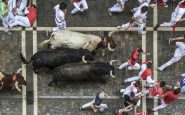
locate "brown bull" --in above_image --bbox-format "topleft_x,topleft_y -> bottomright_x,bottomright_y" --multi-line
0,67 -> 26,92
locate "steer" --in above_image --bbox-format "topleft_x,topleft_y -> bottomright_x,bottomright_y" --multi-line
39,30 -> 117,52
0,67 -> 26,92
48,60 -> 117,86
18,49 -> 94,73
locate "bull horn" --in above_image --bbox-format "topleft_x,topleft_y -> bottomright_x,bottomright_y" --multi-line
82,56 -> 87,63
39,40 -> 50,48
15,81 -> 21,92
110,70 -> 117,78
108,31 -> 115,37
16,65 -> 26,73
108,43 -> 116,51
109,60 -> 117,65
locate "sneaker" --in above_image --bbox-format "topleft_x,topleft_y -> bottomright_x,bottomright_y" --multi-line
123,80 -> 128,84
163,4 -> 168,8
71,14 -> 75,17
130,9 -> 134,14
117,26 -> 122,29
157,67 -> 162,71
154,24 -> 160,30
108,8 -> 112,16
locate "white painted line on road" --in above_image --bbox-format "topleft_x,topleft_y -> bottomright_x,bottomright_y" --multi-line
2,95 -> 185,99
21,31 -> 26,115
33,31 -> 38,115
153,4 -> 158,115
38,96 -> 119,99
142,32 -> 147,114
36,27 -> 185,31
33,0 -> 38,115
0,27 -> 185,31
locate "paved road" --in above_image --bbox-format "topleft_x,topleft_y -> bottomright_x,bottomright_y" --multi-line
0,0 -> 185,115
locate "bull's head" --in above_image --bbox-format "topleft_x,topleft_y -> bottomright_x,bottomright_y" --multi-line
13,73 -> 27,92
101,31 -> 116,51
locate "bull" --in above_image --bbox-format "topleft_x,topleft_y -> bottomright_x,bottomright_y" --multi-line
48,60 -> 117,86
0,67 -> 26,92
39,30 -> 117,52
18,49 -> 94,73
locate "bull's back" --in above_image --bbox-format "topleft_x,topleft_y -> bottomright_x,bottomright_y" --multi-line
52,63 -> 111,81
51,30 -> 102,51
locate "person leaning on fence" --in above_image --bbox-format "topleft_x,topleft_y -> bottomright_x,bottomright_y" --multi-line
8,2 -> 37,28
152,88 -> 181,111
118,92 -> 141,113
79,91 -> 110,112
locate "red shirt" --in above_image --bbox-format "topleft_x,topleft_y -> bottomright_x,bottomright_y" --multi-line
179,2 -> 185,8
129,48 -> 140,65
27,7 -> 37,26
140,68 -> 151,80
149,82 -> 163,96
163,90 -> 180,104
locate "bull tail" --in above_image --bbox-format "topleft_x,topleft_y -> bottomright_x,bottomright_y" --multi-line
18,53 -> 32,64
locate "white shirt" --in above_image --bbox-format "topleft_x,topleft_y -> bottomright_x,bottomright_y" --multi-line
54,4 -> 65,24
176,42 -> 185,55
133,3 -> 148,21
173,1 -> 185,22
124,81 -> 138,96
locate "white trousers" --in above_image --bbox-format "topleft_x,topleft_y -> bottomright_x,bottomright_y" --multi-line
121,22 -> 145,34
9,15 -> 30,28
159,48 -> 185,71
53,20 -> 66,32
160,11 -> 178,27
1,11 -> 15,32
2,15 -> 9,32
120,87 -> 132,96
153,100 -> 167,111
119,62 -> 140,70
110,3 -> 124,12
124,76 -> 154,85
71,0 -> 88,14
81,99 -> 108,111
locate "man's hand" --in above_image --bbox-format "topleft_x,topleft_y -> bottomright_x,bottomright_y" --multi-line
80,8 -> 84,12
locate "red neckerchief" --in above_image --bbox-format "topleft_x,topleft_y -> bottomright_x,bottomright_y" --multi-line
179,2 -> 185,8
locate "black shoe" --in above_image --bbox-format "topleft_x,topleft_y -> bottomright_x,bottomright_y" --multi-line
71,14 -> 75,17
154,24 -> 160,30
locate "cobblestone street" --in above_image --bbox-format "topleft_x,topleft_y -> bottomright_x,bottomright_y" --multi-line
0,0 -> 185,115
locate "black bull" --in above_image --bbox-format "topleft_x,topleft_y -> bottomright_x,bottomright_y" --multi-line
48,60 -> 117,86
18,49 -> 94,73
